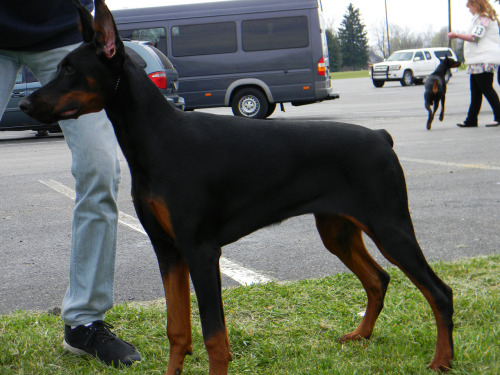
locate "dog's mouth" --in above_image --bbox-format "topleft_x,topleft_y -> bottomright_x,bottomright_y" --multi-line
20,95 -> 83,123
58,108 -> 80,119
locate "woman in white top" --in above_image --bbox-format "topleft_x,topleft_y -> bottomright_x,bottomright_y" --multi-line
448,0 -> 500,127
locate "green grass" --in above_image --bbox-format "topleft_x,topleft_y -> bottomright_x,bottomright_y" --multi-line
331,70 -> 369,79
1,255 -> 499,374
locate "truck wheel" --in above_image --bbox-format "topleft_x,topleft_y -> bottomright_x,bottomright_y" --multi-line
401,70 -> 414,86
231,88 -> 269,119
372,79 -> 385,88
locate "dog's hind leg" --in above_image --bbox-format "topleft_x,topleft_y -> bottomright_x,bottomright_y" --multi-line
314,214 -> 390,341
426,103 -> 435,130
368,217 -> 454,372
185,245 -> 232,375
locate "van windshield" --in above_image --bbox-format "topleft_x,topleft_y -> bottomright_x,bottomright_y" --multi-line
387,51 -> 413,61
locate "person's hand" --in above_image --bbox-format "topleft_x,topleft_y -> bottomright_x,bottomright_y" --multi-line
447,31 -> 457,39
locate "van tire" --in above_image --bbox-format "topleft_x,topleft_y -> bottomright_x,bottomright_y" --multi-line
231,88 -> 269,119
372,79 -> 385,88
265,103 -> 277,118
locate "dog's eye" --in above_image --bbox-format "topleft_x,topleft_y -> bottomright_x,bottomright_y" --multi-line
63,65 -> 75,74
58,61 -> 75,75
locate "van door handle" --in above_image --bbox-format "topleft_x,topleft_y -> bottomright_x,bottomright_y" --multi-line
12,92 -> 26,98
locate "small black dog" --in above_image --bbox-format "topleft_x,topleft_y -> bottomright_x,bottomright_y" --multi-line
424,57 -> 461,130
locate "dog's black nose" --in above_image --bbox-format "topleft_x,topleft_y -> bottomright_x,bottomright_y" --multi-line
19,98 -> 32,113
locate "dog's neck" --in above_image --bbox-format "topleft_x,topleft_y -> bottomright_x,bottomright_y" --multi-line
104,56 -> 180,173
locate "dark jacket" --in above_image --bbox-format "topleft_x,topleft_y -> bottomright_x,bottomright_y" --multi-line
0,0 -> 93,51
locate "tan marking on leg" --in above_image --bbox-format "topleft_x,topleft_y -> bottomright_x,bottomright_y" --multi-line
205,330 -> 231,375
315,214 -> 389,341
413,285 -> 454,372
163,261 -> 192,375
148,197 -> 176,240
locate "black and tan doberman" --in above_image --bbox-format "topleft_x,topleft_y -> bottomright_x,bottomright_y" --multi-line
20,0 -> 454,373
424,56 -> 461,130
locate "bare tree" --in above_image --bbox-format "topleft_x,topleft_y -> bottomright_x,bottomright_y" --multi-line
371,22 -> 445,58
430,27 -> 451,47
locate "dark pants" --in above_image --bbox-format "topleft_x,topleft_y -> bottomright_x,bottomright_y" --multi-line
465,72 -> 500,125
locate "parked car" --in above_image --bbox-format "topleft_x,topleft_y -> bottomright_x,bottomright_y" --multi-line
0,41 -> 184,134
370,47 -> 459,88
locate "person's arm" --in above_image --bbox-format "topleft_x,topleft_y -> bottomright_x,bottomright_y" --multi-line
447,31 -> 475,42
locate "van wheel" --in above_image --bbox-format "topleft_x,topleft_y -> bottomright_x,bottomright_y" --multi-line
401,70 -> 413,86
372,79 -> 385,88
232,88 -> 269,119
265,103 -> 277,118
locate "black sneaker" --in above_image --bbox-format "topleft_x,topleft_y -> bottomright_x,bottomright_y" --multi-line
63,320 -> 141,367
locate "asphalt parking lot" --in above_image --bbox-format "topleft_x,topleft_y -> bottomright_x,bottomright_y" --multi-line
1,71 -> 499,314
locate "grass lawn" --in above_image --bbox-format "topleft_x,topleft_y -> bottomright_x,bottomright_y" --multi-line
1,255 -> 498,374
331,70 -> 369,80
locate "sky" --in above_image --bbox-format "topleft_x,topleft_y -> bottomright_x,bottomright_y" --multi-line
106,0 -> 500,45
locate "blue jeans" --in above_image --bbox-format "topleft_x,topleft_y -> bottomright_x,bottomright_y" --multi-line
0,44 -> 121,326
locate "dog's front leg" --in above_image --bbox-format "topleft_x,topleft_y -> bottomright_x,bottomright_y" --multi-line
162,259 -> 193,375
135,197 -> 193,374
187,246 -> 231,375
439,97 -> 445,122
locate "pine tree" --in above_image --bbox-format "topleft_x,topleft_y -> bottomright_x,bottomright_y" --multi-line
337,3 -> 368,70
326,29 -> 342,72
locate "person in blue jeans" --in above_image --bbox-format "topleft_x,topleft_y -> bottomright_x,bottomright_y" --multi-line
0,0 -> 141,367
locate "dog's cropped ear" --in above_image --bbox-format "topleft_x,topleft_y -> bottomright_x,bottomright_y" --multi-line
72,0 -> 95,43
94,0 -> 124,60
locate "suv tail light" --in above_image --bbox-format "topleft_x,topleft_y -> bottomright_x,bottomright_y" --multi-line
318,57 -> 326,76
148,71 -> 167,89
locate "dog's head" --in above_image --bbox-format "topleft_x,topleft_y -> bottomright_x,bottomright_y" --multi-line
441,56 -> 461,70
20,0 -> 125,124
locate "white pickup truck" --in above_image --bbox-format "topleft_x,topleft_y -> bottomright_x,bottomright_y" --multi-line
370,47 -> 459,87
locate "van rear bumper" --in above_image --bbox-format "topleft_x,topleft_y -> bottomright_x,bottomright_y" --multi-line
291,90 -> 339,106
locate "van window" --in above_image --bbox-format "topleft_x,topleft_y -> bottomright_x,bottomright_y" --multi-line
172,22 -> 237,57
242,16 -> 309,52
119,27 -> 167,53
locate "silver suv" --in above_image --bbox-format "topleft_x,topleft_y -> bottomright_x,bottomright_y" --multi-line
0,41 -> 184,135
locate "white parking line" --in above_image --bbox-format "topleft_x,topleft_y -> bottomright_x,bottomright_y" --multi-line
399,157 -> 500,171
39,179 -> 273,286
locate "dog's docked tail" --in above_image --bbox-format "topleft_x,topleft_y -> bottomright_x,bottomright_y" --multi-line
376,129 -> 394,148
